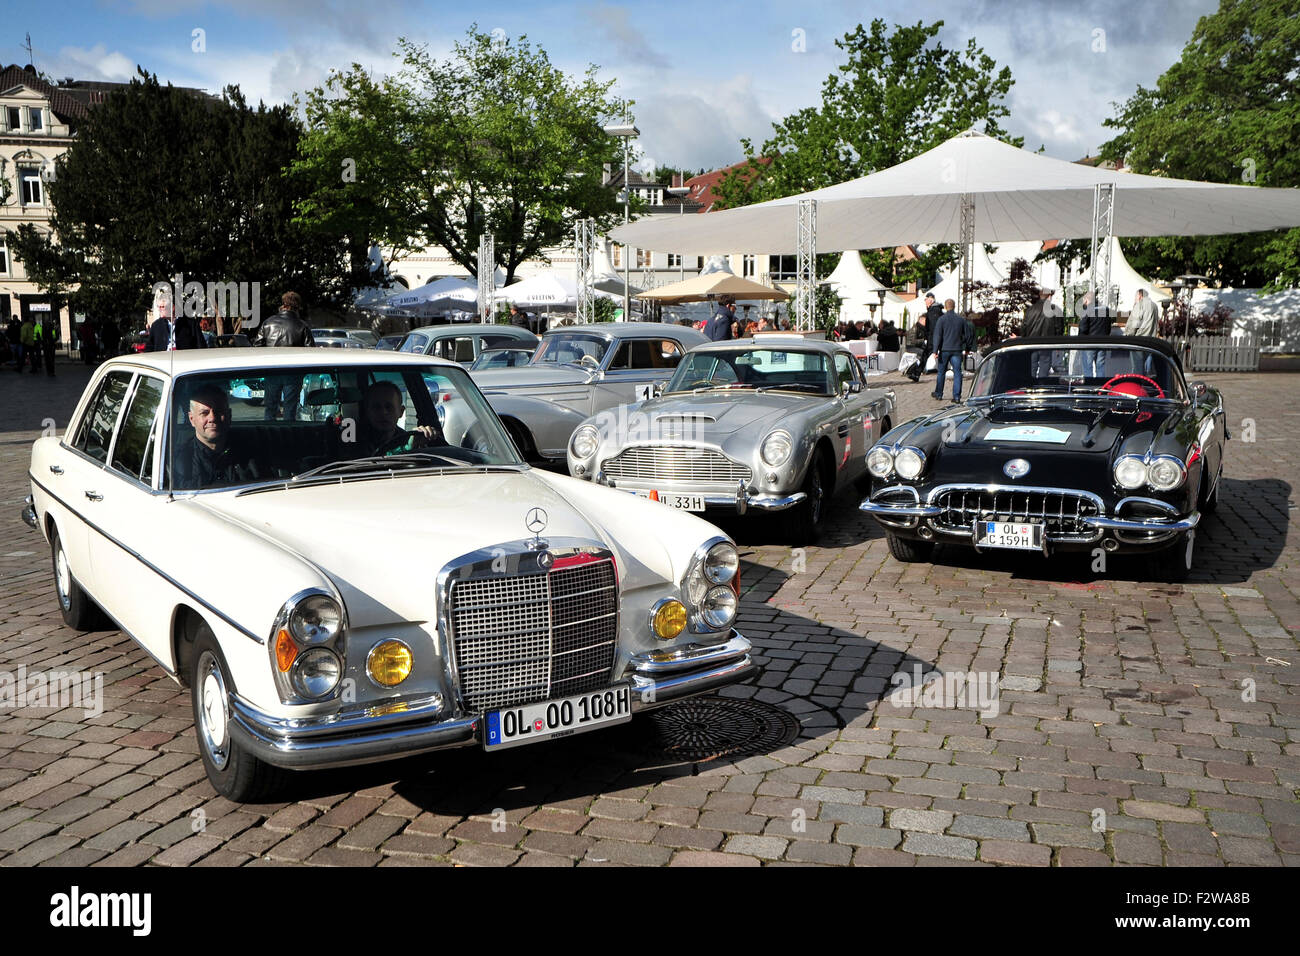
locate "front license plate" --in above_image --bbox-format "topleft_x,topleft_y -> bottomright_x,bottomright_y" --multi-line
484,686 -> 632,750
976,520 -> 1043,551
628,490 -> 706,511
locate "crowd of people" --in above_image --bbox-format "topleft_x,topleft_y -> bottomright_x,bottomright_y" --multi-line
2,314 -> 65,376
696,296 -> 794,340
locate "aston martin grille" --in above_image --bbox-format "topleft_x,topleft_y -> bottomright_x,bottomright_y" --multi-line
448,559 -> 618,712
603,446 -> 750,484
934,488 -> 1101,538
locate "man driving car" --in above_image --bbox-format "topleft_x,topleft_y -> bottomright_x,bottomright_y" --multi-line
173,384 -> 263,488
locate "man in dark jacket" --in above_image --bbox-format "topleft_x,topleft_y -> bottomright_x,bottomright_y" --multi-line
1022,289 -> 1062,378
907,292 -> 941,382
930,299 -> 970,402
144,298 -> 207,352
705,297 -> 735,341
259,292 -> 315,421
1077,291 -> 1111,377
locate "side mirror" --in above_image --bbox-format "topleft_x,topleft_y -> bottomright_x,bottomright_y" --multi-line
653,380 -> 667,397
1189,380 -> 1208,403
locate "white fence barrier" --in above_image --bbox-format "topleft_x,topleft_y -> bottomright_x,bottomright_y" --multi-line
1169,334 -> 1260,372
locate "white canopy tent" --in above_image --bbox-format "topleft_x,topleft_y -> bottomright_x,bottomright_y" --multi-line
925,242 -> 1006,306
384,277 -> 479,316
499,272 -> 625,310
821,250 -> 909,325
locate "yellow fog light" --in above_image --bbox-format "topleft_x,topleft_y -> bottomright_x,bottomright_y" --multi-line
652,600 -> 687,641
367,640 -> 413,687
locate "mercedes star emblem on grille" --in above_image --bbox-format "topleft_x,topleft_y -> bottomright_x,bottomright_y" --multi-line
1003,459 -> 1031,479
536,550 -> 554,569
525,507 -> 548,534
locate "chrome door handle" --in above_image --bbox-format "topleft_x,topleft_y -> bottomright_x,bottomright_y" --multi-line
84,491 -> 102,502
49,465 -> 64,474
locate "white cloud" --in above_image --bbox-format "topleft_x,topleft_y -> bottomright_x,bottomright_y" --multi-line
41,45 -> 138,83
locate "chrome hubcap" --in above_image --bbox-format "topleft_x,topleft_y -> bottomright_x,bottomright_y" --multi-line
55,546 -> 71,610
197,653 -> 230,769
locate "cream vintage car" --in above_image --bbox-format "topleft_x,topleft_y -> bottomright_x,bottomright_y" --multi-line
22,349 -> 754,801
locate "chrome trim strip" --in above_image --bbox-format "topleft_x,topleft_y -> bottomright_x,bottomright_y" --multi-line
21,495 -> 37,530
1084,513 -> 1200,532
1117,496 -> 1178,516
28,474 -> 266,645
923,483 -> 1106,509
630,634 -> 751,674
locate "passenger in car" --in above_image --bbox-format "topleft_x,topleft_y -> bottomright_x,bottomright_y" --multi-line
172,384 -> 265,489
346,381 -> 440,457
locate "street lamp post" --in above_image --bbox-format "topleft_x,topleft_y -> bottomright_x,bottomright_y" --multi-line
602,114 -> 639,322
666,185 -> 690,282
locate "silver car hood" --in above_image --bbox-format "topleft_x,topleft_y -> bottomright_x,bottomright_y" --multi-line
639,391 -> 830,439
470,364 -> 590,391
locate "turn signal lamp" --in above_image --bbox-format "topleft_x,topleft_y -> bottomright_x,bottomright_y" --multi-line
275,629 -> 297,671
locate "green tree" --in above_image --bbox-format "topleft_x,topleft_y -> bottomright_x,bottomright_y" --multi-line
293,28 -> 625,287
1100,0 -> 1300,288
6,70 -> 348,321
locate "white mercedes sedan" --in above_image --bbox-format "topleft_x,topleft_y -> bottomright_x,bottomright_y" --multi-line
22,349 -> 753,800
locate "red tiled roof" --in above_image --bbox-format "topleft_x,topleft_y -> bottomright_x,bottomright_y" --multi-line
684,157 -> 773,212
0,64 -> 89,121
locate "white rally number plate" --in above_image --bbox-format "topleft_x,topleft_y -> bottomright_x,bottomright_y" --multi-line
484,686 -> 632,750
976,520 -> 1043,551
628,490 -> 705,511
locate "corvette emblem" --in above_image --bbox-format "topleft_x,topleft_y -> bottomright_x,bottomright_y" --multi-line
1003,459 -> 1031,480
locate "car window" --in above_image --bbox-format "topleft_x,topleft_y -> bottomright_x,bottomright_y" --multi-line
668,349 -> 832,394
73,370 -> 132,464
111,375 -> 165,484
834,353 -> 856,391
608,339 -> 685,371
532,333 -> 609,366
400,333 -> 428,354
433,337 -> 476,363
480,333 -> 525,350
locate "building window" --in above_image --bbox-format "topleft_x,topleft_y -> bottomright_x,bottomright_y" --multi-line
19,169 -> 42,205
667,253 -> 682,268
0,241 -> 8,275
5,107 -> 18,131
611,245 -> 622,268
636,248 -> 652,268
696,256 -> 705,270
742,255 -> 756,277
771,255 -> 798,280
29,108 -> 42,131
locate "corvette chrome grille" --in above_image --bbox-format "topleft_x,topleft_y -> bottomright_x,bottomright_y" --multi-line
934,488 -> 1101,539
448,559 -> 618,712
603,446 -> 751,484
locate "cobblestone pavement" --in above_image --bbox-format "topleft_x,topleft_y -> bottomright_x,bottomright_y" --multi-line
0,358 -> 1297,867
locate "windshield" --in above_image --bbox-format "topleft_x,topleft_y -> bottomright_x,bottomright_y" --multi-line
471,349 -> 532,370
970,344 -> 1185,401
531,332 -> 610,367
166,363 -> 523,491
666,348 -> 834,395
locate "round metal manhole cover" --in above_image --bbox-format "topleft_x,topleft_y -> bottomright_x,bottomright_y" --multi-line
630,696 -> 801,764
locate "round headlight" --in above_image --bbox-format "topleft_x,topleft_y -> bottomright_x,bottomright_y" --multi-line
700,585 -> 737,631
289,595 -> 342,644
1114,456 -> 1147,490
367,640 -> 413,688
652,600 -> 687,640
895,447 -> 925,480
761,431 -> 793,466
703,541 -> 739,585
570,424 -> 599,460
291,648 -> 342,699
867,447 -> 895,478
1147,456 -> 1186,491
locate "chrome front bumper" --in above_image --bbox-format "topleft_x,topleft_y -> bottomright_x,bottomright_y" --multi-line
21,495 -> 37,530
605,476 -> 805,515
228,631 -> 755,769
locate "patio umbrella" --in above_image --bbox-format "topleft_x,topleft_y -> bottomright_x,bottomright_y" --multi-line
636,272 -> 790,304
500,272 -> 624,309
609,129 -> 1300,254
384,276 -> 479,314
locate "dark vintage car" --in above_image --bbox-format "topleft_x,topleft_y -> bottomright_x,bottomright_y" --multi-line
860,336 -> 1227,581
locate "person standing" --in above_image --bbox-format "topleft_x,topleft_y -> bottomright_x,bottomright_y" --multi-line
19,316 -> 37,372
258,291 -> 315,421
930,299 -> 969,402
38,313 -> 57,376
1125,289 -> 1160,337
705,296 -> 735,341
1022,288 -> 1061,377
145,296 -> 207,352
1078,291 -> 1111,377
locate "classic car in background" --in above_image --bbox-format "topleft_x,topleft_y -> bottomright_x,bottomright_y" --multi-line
399,323 -> 539,366
312,327 -> 380,348
860,336 -> 1226,581
22,350 -> 753,800
568,337 -> 895,543
471,322 -> 709,463
470,347 -> 536,370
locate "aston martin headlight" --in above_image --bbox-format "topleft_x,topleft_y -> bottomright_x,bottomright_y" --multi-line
894,447 -> 925,480
1147,456 -> 1186,491
289,594 -> 342,644
761,430 -> 793,467
291,647 -> 342,699
867,446 -> 895,478
1114,455 -> 1147,490
700,585 -> 737,631
570,424 -> 600,460
703,541 -> 739,585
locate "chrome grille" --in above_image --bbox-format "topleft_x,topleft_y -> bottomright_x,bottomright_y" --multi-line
934,488 -> 1100,538
603,446 -> 750,484
449,559 -> 617,712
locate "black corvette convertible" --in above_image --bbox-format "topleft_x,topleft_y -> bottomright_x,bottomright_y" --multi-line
860,336 -> 1226,582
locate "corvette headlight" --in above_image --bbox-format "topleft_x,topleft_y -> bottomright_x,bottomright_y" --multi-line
1147,456 -> 1186,491
894,447 -> 925,480
761,430 -> 793,467
703,541 -> 739,585
867,446 -> 895,478
289,594 -> 342,644
1113,456 -> 1147,490
700,586 -> 737,631
570,424 -> 599,460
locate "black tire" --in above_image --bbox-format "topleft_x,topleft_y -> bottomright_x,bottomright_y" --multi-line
1151,530 -> 1194,583
191,626 -> 288,802
503,419 -> 536,462
1200,465 -> 1220,515
50,527 -> 105,631
784,451 -> 831,546
886,532 -> 934,563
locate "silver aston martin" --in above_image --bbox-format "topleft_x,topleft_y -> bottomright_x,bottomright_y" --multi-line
566,336 -> 896,543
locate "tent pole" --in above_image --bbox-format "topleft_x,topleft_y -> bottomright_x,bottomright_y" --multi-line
575,219 -> 594,325
1089,183 -> 1115,315
477,232 -> 494,323
796,199 -> 817,332
958,194 -> 975,314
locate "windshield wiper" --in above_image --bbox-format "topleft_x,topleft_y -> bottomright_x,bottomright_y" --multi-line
291,454 -> 448,481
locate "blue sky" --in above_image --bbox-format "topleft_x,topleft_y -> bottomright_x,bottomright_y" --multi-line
15,0 -> 1216,172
